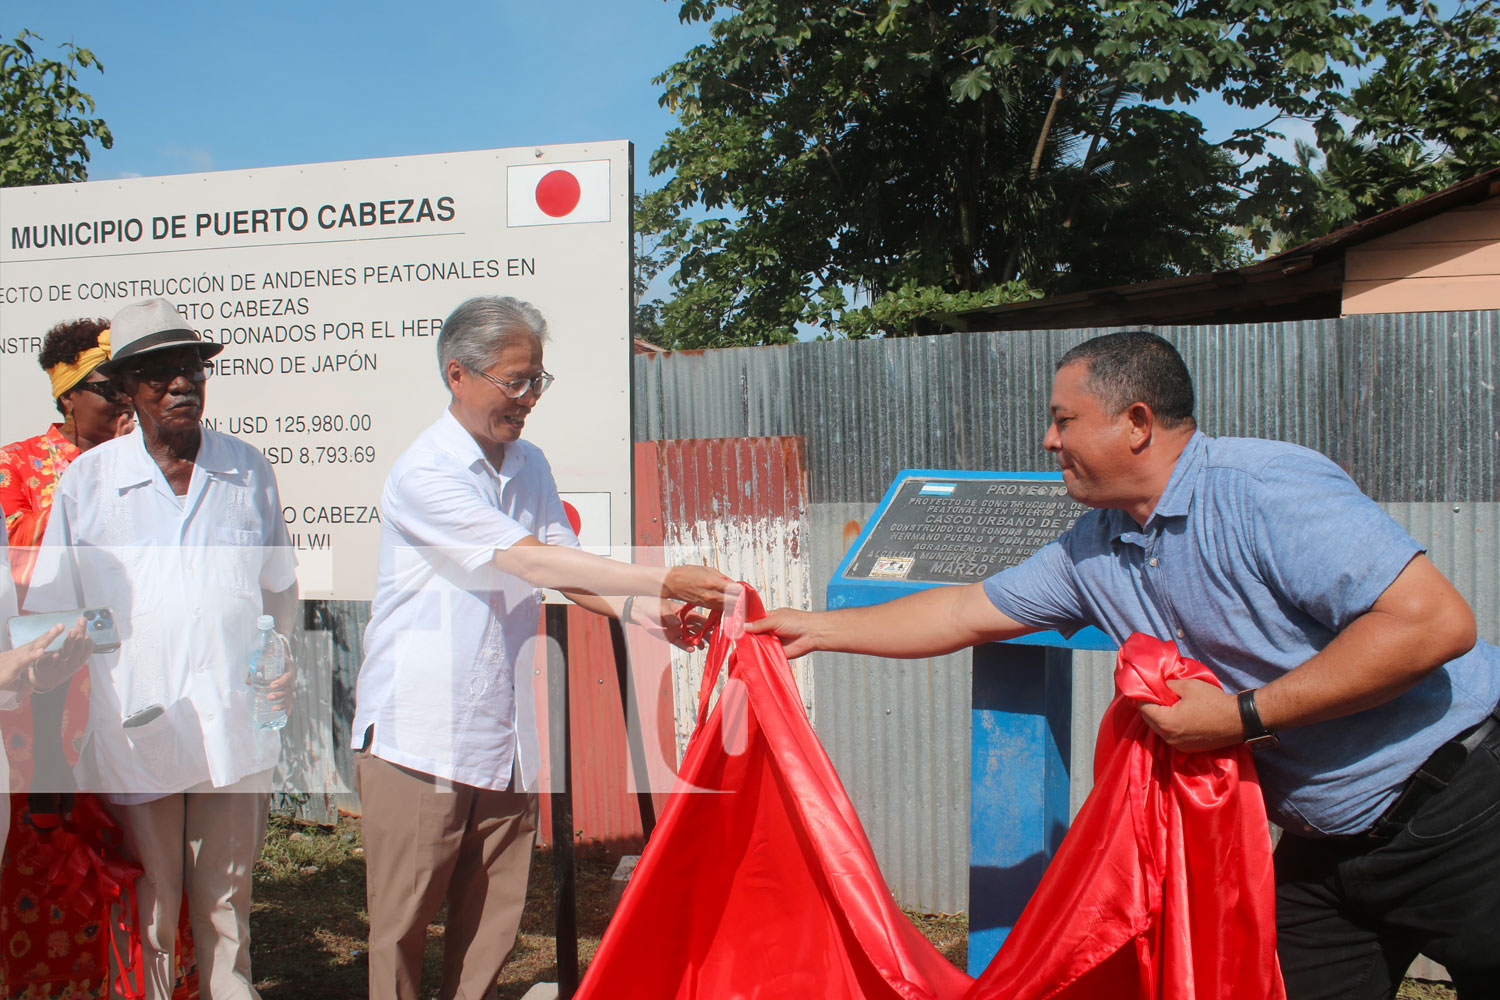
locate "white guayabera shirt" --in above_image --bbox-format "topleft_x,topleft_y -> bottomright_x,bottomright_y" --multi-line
26,428 -> 296,800
353,410 -> 579,793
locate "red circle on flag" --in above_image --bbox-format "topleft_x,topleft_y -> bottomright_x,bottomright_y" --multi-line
536,170 -> 582,218
562,500 -> 582,536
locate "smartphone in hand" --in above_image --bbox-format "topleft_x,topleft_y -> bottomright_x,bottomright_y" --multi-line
7,608 -> 120,654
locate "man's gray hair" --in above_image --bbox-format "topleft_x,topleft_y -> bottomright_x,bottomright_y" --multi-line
436,296 -> 549,387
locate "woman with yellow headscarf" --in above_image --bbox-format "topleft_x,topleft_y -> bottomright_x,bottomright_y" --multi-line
0,317 -> 135,589
0,317 -> 133,779
0,318 -> 156,1000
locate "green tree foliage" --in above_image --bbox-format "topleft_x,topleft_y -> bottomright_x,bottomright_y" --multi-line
1,29 -> 113,188
644,0 -> 1378,345
1270,1 -> 1500,248
633,192 -> 690,345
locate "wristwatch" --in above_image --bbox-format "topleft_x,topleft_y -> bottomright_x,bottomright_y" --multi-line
1237,689 -> 1279,751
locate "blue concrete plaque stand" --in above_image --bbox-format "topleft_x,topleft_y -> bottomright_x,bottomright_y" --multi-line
827,470 -> 1115,976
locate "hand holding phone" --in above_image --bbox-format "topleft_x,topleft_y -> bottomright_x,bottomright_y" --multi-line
0,624 -> 66,696
5,610 -> 104,695
7,608 -> 119,654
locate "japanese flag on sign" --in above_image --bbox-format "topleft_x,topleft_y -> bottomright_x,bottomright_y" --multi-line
507,160 -> 611,226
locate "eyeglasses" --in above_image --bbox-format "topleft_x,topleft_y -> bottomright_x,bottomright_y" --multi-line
474,368 -> 555,399
126,361 -> 213,389
73,379 -> 131,403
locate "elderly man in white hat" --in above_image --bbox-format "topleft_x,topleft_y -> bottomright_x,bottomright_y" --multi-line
25,297 -> 298,1000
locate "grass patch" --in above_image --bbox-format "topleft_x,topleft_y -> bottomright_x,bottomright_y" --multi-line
250,814 -> 624,1000
251,814 -> 369,998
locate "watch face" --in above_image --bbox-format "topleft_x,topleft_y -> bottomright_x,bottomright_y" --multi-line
1246,732 -> 1280,751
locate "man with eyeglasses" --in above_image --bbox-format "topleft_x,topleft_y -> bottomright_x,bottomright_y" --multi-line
25,297 -> 298,1000
352,295 -> 733,1000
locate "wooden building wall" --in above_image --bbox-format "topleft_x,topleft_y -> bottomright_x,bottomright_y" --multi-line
1344,193 -> 1500,314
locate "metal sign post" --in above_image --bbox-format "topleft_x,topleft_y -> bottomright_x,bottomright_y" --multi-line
544,604 -> 578,997
609,618 -> 658,841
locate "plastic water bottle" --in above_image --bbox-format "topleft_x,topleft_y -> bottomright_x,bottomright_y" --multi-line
250,615 -> 288,730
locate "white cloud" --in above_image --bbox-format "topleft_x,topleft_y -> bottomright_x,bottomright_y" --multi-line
160,143 -> 214,172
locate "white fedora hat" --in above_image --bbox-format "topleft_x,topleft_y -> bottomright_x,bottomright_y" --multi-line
97,297 -> 224,374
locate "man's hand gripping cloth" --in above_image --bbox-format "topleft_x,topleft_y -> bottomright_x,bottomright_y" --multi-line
967,633 -> 1285,1000
573,585 -> 974,1000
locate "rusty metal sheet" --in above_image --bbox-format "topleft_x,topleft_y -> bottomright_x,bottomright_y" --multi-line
644,436 -> 812,755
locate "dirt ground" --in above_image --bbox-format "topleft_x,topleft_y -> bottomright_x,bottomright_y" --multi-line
249,814 -> 1452,1000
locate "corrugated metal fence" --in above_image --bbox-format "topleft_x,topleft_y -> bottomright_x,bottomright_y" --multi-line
634,309 -> 1500,915
638,312 -> 1500,504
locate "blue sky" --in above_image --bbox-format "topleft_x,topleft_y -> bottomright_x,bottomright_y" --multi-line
5,1 -> 713,182
8,1 -> 1320,187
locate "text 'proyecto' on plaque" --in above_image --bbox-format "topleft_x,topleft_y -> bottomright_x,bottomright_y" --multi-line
846,476 -> 1086,585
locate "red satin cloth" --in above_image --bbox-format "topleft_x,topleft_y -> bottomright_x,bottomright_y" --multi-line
968,633 -> 1284,1000
576,608 -> 1280,1000
574,586 -> 973,1000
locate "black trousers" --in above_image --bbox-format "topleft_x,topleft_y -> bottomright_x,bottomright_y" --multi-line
1273,723 -> 1500,1000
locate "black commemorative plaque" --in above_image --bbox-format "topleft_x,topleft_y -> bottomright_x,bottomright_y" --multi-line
845,476 -> 1087,585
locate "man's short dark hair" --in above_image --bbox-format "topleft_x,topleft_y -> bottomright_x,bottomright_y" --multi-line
1056,331 -> 1196,429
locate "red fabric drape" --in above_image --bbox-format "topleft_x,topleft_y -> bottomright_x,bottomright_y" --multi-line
577,598 -> 1281,1000
574,586 -> 972,1000
967,633 -> 1283,1000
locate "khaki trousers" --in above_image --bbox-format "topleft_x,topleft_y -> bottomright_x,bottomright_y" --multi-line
356,749 -> 538,1000
105,772 -> 272,1000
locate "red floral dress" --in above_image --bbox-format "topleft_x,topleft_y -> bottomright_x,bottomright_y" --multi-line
0,427 -> 199,1000
0,426 -> 88,792
0,426 -> 74,564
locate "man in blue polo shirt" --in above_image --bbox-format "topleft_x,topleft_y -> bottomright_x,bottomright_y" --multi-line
751,331 -> 1500,999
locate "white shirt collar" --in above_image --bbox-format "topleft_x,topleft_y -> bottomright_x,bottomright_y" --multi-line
112,426 -> 242,500
436,407 -> 528,479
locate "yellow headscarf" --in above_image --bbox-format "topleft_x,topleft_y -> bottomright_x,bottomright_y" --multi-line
47,328 -> 112,399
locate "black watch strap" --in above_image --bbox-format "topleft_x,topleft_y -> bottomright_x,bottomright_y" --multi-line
1238,689 -> 1279,750
621,595 -> 638,626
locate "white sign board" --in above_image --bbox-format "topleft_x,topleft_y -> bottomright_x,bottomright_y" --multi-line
0,143 -> 634,600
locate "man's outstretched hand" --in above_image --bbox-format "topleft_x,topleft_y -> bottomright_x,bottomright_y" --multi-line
662,566 -> 737,610
744,608 -> 823,659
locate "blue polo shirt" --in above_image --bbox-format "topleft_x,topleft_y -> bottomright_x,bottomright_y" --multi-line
983,431 -> 1500,836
